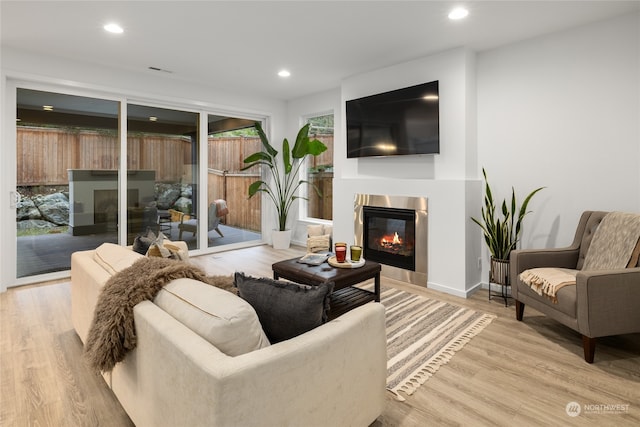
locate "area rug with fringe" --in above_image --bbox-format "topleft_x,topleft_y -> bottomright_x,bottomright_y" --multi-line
370,285 -> 496,401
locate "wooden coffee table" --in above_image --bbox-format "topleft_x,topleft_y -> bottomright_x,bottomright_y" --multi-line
272,257 -> 381,319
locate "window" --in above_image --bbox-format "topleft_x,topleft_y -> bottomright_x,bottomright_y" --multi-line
304,113 -> 334,221
15,88 -> 120,278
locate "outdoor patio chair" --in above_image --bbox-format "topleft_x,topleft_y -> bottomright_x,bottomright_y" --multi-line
170,200 -> 228,240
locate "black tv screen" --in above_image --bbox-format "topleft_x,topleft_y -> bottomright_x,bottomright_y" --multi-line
346,80 -> 439,158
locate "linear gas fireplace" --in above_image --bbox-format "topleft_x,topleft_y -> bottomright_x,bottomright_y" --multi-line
355,194 -> 427,286
363,206 -> 415,271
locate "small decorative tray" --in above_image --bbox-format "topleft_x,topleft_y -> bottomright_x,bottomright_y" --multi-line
297,252 -> 331,265
328,256 -> 365,269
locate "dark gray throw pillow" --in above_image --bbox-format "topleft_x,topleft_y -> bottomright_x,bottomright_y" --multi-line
234,272 -> 334,343
132,229 -> 156,255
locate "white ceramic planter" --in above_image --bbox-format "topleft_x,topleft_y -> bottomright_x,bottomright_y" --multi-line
271,229 -> 292,249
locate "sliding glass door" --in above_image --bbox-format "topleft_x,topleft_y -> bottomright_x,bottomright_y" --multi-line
15,88 -> 120,279
127,104 -> 199,247
206,118 -> 262,248
6,83 -> 265,288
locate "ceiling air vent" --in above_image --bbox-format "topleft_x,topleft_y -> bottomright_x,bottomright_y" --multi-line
148,66 -> 173,73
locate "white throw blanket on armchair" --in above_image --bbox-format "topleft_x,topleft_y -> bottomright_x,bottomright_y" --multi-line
520,211 -> 640,302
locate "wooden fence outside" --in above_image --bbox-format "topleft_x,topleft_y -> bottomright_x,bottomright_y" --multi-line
208,134 -> 334,225
307,172 -> 333,220
17,127 -> 333,229
310,135 -> 334,170
128,134 -> 190,181
208,169 -> 261,232
17,127 -> 195,185
307,134 -> 334,220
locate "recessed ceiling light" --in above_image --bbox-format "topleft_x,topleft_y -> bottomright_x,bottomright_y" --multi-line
104,23 -> 124,34
43,105 -> 53,111
278,70 -> 291,78
448,7 -> 469,20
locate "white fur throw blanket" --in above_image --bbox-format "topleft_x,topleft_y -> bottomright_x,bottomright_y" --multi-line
520,212 -> 640,302
84,257 -> 233,373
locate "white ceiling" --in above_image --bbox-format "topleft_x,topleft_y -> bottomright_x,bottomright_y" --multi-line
2,1 -> 639,101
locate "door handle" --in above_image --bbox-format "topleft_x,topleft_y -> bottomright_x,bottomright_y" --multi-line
9,191 -> 21,208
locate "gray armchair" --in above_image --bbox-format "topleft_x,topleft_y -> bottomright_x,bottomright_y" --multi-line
511,211 -> 640,363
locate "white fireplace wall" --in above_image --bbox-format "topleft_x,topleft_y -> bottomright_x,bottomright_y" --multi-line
333,48 -> 481,298
336,179 -> 480,297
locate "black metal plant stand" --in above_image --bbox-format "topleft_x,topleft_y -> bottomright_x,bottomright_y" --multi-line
488,257 -> 512,307
488,282 -> 512,307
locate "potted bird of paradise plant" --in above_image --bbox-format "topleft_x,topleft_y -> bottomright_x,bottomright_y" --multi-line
242,122 -> 327,249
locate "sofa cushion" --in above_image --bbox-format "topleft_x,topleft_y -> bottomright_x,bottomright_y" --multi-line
518,277 -> 577,318
154,278 -> 270,356
93,243 -> 143,276
307,224 -> 324,236
234,272 -> 334,343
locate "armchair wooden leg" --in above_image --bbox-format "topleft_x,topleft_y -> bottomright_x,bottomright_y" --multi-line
515,300 -> 525,321
214,226 -> 224,238
582,335 -> 596,363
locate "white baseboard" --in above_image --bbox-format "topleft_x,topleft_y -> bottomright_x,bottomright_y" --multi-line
428,281 -> 484,299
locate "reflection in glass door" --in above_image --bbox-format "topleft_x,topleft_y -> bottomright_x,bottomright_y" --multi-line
127,104 -> 199,248
15,88 -> 119,278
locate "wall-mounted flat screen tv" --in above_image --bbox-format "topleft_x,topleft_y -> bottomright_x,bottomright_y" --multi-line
346,80 -> 439,158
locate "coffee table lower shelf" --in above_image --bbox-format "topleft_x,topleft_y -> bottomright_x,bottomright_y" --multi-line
329,286 -> 377,320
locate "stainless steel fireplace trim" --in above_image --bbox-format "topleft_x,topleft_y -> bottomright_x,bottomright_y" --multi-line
354,194 -> 428,286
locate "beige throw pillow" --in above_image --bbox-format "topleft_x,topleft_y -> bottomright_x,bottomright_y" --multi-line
146,233 -> 188,260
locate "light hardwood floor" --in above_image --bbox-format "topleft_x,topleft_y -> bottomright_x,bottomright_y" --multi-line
2,244 -> 639,426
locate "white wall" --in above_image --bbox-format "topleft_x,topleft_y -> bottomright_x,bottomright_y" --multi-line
334,48 -> 481,298
2,48 -> 284,117
326,13 -> 639,298
477,12 -> 640,252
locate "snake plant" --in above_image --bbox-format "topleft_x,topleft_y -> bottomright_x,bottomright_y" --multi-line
471,168 -> 544,260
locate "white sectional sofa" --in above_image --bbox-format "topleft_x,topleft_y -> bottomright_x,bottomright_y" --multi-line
71,243 -> 387,427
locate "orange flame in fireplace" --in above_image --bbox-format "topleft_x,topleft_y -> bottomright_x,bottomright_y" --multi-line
380,232 -> 402,246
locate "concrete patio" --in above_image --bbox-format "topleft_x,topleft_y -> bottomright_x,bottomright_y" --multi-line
16,223 -> 261,278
